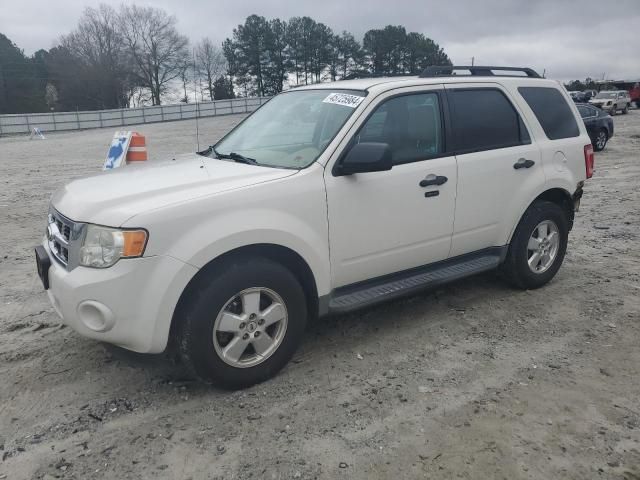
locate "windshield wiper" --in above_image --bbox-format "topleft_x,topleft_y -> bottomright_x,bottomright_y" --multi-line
210,146 -> 259,166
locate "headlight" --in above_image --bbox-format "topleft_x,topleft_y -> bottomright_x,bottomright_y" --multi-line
80,225 -> 147,268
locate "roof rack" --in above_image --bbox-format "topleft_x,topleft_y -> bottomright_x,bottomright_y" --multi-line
341,72 -> 415,81
419,65 -> 542,78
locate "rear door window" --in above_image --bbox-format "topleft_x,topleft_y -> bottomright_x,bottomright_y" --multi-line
448,88 -> 530,153
518,87 -> 580,140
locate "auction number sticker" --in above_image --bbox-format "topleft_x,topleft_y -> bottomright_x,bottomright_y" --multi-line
323,92 -> 365,108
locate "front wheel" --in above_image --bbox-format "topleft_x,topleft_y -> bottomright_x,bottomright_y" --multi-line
501,201 -> 569,290
176,257 -> 307,389
622,104 -> 629,114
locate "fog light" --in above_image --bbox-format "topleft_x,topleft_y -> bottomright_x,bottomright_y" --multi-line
77,300 -> 115,332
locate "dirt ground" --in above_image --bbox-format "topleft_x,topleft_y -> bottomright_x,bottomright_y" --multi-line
1,110 -> 639,480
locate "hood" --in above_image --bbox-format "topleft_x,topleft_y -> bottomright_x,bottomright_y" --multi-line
51,153 -> 297,226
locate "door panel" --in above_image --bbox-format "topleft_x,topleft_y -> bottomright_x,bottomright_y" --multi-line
326,158 -> 457,287
445,83 -> 544,257
324,86 -> 457,288
450,144 -> 542,256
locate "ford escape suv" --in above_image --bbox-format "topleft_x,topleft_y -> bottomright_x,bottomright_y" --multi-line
35,66 -> 594,389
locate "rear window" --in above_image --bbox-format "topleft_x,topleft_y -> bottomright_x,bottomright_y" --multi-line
449,88 -> 530,153
518,87 -> 580,140
577,105 -> 595,118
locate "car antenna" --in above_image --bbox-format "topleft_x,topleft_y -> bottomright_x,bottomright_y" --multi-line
193,47 -> 200,152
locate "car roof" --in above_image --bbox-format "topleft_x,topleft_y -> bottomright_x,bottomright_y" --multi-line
290,75 -> 559,95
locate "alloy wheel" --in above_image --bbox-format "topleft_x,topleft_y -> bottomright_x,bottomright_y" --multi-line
527,220 -> 560,274
212,287 -> 288,368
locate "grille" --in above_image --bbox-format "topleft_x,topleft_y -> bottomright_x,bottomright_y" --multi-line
47,209 -> 81,269
54,218 -> 71,242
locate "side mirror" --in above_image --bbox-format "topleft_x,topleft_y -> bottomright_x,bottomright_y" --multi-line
335,142 -> 393,176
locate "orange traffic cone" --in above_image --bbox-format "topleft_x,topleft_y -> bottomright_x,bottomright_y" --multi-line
126,133 -> 147,162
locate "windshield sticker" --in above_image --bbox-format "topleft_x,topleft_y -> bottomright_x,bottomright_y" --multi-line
323,92 -> 365,108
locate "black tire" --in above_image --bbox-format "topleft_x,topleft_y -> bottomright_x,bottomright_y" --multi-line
501,201 -> 569,290
593,128 -> 608,152
610,106 -> 616,116
622,104 -> 629,114
176,257 -> 307,389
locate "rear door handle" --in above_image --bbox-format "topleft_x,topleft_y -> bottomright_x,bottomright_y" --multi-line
419,174 -> 448,187
513,158 -> 535,169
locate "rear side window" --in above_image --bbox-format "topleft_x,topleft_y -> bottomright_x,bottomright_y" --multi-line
518,87 -> 580,140
448,88 -> 530,153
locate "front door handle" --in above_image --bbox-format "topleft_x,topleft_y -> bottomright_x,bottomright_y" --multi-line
419,174 -> 448,187
513,158 -> 535,169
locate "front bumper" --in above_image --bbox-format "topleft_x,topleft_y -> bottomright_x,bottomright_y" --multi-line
41,240 -> 198,353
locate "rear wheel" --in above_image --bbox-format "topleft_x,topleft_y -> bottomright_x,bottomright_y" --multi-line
176,257 -> 307,389
501,201 -> 568,290
593,129 -> 608,151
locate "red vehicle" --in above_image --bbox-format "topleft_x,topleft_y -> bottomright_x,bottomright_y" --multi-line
596,80 -> 640,108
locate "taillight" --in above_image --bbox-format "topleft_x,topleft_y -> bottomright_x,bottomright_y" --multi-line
584,144 -> 594,179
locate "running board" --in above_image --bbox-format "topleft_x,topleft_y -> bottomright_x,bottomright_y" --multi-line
327,248 -> 506,314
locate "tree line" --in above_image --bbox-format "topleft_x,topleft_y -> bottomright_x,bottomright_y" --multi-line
224,17 -> 451,97
0,5 -> 451,114
564,78 -> 599,91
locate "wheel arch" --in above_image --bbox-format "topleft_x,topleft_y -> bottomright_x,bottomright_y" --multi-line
509,187 -> 575,244
169,243 -> 320,346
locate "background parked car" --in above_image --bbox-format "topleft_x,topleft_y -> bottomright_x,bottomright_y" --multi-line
582,90 -> 597,101
577,103 -> 614,151
589,90 -> 631,115
595,80 -> 640,108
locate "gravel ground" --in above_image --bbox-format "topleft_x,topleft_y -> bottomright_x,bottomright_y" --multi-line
1,111 -> 639,480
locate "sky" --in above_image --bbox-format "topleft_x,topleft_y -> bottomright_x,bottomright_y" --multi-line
1,0 -> 639,82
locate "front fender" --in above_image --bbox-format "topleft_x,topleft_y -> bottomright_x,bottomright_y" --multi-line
124,165 -> 331,297
169,209 -> 331,297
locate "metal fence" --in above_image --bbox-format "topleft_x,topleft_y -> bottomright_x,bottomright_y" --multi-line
0,97 -> 271,136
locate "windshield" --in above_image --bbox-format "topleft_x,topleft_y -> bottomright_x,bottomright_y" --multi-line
209,89 -> 366,169
595,92 -> 617,99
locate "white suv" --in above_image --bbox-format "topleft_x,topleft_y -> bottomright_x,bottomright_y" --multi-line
589,90 -> 632,115
36,66 -> 594,388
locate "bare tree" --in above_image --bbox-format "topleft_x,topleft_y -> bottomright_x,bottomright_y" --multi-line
60,4 -> 132,108
177,57 -> 191,103
196,38 -> 226,100
118,5 -> 189,105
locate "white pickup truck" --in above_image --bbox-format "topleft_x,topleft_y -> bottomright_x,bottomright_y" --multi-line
36,66 -> 593,389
